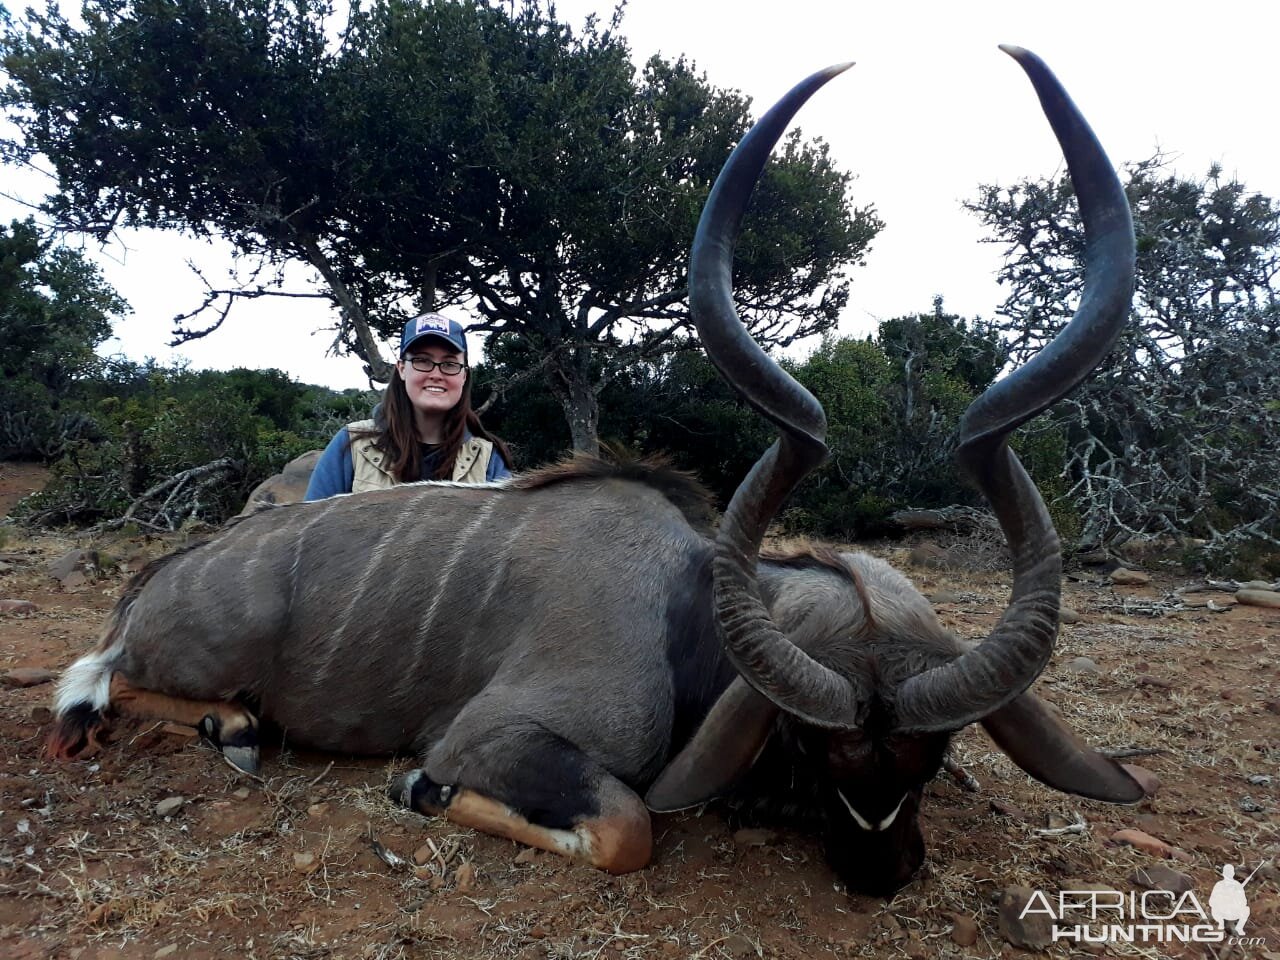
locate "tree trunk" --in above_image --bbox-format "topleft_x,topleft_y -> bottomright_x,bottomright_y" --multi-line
548,346 -> 600,454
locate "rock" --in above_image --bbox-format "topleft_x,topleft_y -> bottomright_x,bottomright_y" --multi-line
47,548 -> 112,587
154,796 -> 185,817
723,933 -> 757,958
453,860 -> 476,892
908,542 -> 948,568
1122,764 -> 1160,798
989,799 -> 1031,822
1239,580 -> 1276,591
950,913 -> 978,947
413,844 -> 435,866
1130,864 -> 1193,894
1135,675 -> 1173,690
306,802 -> 329,818
3,667 -> 56,687
1076,549 -> 1113,566
929,590 -> 964,605
0,599 -> 38,615
998,886 -> 1053,949
292,851 -> 317,874
238,450 -> 323,515
1110,568 -> 1151,585
1236,589 -> 1280,609
30,706 -> 52,723
513,846 -> 540,865
1059,606 -> 1082,624
154,945 -> 178,959
1066,656 -> 1102,676
232,787 -> 251,800
732,827 -> 778,848
1110,827 -> 1188,860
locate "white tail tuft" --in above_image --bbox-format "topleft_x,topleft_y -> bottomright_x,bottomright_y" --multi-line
53,647 -> 119,716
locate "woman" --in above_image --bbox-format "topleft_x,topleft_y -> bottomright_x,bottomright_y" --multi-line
305,313 -> 513,500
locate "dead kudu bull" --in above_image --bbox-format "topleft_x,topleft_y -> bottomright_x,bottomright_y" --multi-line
48,47 -> 1143,896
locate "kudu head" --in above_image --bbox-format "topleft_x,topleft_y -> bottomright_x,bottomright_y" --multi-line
647,47 -> 1145,896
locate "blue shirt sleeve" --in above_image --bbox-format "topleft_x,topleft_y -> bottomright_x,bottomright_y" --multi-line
304,428 -> 355,500
486,449 -> 513,482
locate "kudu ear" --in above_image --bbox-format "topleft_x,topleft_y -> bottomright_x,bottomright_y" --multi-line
981,692 -> 1146,802
646,679 -> 779,812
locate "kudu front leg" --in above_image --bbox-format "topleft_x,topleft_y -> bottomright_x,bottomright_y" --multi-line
390,744 -> 652,874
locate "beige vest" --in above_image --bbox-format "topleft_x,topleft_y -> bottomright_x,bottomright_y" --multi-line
346,420 -> 495,492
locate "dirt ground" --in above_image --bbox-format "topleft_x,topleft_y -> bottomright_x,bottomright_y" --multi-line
0,461 -> 1277,959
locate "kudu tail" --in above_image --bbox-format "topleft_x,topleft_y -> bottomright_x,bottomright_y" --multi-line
46,551 -> 180,760
46,643 -> 121,761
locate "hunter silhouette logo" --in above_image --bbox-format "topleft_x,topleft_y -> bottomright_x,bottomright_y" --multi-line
1022,861 -> 1268,946
1210,863 -> 1259,935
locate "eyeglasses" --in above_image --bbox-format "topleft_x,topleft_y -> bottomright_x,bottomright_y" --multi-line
404,357 -> 466,376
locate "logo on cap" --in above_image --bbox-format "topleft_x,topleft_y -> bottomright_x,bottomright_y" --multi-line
416,315 -> 451,336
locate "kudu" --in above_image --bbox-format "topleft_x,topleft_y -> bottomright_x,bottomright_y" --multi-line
48,46 -> 1143,895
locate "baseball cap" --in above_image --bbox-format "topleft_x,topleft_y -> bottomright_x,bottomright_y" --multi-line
400,313 -> 468,358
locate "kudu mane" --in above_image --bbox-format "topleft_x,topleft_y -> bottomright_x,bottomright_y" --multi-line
513,450 -> 717,532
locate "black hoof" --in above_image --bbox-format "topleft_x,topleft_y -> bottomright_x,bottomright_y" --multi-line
199,712 -> 260,773
391,770 -> 454,815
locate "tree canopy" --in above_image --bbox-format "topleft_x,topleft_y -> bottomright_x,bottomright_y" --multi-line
0,217 -> 127,458
2,0 -> 880,450
969,156 -> 1280,564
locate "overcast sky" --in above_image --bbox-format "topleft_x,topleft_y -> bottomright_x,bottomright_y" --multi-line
4,0 -> 1277,389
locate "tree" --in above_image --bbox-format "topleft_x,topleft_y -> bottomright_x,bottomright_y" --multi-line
968,157 -> 1280,567
0,217 -> 127,458
2,0 -> 880,451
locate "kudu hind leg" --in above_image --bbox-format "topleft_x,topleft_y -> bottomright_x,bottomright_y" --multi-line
392,733 -> 652,874
108,675 -> 260,773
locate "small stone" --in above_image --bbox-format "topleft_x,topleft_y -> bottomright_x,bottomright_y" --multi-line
989,798 -> 1031,822
413,843 -> 435,866
950,913 -> 978,947
723,933 -> 757,958
31,706 -> 52,723
1236,589 -> 1280,609
0,599 -> 38,615
930,590 -> 963,605
514,846 -> 540,864
1135,675 -> 1173,690
528,925 -> 548,939
1066,656 -> 1102,676
3,667 -> 56,687
232,787 -> 251,800
292,851 -> 317,874
1239,580 -> 1276,591
154,945 -> 178,959
1130,864 -> 1193,894
1059,606 -> 1082,624
306,802 -> 329,818
453,860 -> 476,891
412,864 -> 434,881
1110,827 -> 1188,860
1110,568 -> 1151,585
903,933 -> 927,960
732,827 -> 778,848
1122,764 -> 1160,798
1238,797 -> 1266,813
154,796 -> 185,817
998,886 -> 1053,949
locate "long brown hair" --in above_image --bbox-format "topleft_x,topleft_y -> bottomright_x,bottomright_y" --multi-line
357,367 -> 513,482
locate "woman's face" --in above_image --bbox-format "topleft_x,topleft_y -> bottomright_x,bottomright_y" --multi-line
398,341 -> 467,424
